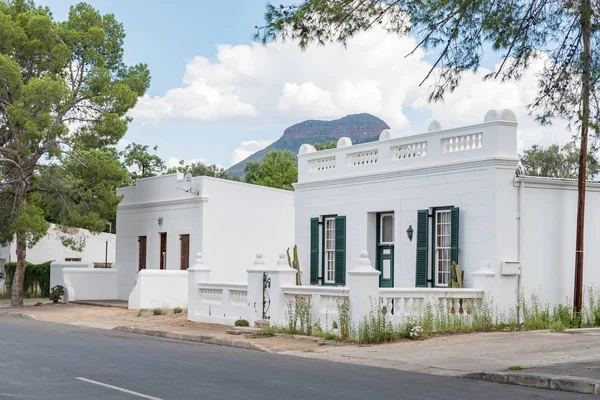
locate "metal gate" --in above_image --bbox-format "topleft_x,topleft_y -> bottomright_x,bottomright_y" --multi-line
262,272 -> 271,320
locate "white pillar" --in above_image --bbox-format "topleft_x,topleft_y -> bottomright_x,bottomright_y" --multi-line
187,253 -> 210,320
246,253 -> 266,325
348,251 -> 380,330
269,254 -> 297,326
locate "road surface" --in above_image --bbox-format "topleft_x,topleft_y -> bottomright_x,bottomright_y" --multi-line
0,316 -> 590,399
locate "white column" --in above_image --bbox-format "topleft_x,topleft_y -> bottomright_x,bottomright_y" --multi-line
246,254 -> 266,326
268,254 -> 297,326
348,251 -> 380,330
187,252 -> 210,320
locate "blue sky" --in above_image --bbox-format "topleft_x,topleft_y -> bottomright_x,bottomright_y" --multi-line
39,1 -> 565,169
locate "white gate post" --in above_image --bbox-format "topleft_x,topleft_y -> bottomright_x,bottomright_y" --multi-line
246,254 -> 266,326
268,254 -> 297,326
348,251 -> 380,331
187,253 -> 210,320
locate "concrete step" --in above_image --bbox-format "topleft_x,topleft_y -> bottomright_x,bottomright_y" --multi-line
254,319 -> 270,329
226,327 -> 261,335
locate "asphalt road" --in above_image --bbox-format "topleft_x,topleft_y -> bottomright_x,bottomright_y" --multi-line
0,316 -> 591,400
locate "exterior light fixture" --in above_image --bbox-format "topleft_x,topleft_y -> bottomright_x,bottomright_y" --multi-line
158,217 -> 163,227
406,225 -> 414,241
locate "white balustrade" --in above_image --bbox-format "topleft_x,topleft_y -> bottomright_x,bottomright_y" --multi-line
308,156 -> 336,172
348,149 -> 378,167
281,286 -> 349,330
441,132 -> 483,153
193,282 -> 249,325
392,141 -> 427,160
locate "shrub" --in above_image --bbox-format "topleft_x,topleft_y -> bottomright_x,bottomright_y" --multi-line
234,319 -> 249,327
358,302 -> 394,344
250,326 -> 276,338
152,308 -> 163,316
49,285 -> 65,303
173,307 -> 183,314
4,261 -> 53,297
549,321 -> 567,332
337,297 -> 351,340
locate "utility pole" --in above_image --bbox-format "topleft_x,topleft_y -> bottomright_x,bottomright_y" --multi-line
574,0 -> 592,319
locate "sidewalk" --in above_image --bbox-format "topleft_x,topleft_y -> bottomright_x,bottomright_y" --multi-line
0,303 -> 322,353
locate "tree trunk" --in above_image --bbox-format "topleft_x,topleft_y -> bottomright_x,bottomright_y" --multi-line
10,233 -> 27,307
574,0 -> 592,318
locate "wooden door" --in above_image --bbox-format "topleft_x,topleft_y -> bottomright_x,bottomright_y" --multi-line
138,236 -> 147,271
159,232 -> 167,270
180,234 -> 190,270
376,213 -> 394,288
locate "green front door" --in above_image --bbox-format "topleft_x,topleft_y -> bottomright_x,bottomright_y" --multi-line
376,213 -> 394,288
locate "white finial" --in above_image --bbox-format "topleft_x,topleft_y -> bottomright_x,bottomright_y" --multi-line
254,253 -> 264,265
195,252 -> 203,265
299,144 -> 317,154
428,120 -> 442,132
484,109 -> 500,122
359,250 -> 371,266
500,109 -> 517,122
337,137 -> 352,148
379,129 -> 395,141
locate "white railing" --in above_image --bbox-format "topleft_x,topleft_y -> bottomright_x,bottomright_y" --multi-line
193,282 -> 249,325
281,286 -> 349,330
379,288 -> 483,326
297,116 -> 517,183
441,132 -> 483,153
392,141 -> 427,160
308,156 -> 336,172
348,149 -> 378,167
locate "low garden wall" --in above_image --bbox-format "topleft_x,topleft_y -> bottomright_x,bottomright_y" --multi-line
62,267 -> 119,302
128,270 -> 188,310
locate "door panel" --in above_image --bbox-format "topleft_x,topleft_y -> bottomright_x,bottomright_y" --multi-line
160,233 -> 167,270
138,236 -> 147,271
180,234 -> 190,270
376,213 -> 394,288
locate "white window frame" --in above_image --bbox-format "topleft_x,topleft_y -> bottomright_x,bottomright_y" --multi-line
379,213 -> 395,245
434,210 -> 451,287
324,217 -> 336,284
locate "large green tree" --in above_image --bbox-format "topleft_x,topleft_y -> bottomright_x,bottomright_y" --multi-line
520,142 -> 600,179
166,159 -> 230,179
244,150 -> 297,190
257,0 -> 598,314
0,1 -> 150,306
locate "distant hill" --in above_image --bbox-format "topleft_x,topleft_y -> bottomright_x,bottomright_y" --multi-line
226,113 -> 390,177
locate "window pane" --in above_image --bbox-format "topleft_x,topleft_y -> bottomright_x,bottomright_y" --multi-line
324,217 -> 336,283
381,214 -> 394,243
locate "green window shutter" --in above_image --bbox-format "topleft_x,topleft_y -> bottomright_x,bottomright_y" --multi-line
310,218 -> 319,284
450,207 -> 460,265
334,216 -> 346,285
415,209 -> 429,288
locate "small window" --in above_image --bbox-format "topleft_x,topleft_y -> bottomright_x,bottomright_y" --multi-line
324,217 -> 336,284
65,258 -> 82,262
380,213 -> 394,244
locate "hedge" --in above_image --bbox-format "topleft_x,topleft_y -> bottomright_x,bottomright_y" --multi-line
4,261 -> 53,297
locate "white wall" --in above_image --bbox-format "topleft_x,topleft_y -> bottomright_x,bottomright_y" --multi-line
128,270 -> 188,310
62,267 -> 119,302
520,178 -> 600,306
4,224 -> 115,265
201,178 -> 295,282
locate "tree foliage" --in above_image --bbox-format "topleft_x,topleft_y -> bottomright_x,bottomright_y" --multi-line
120,142 -> 164,181
520,142 -> 599,179
244,150 -> 297,190
166,159 -> 229,179
0,0 -> 150,306
314,141 -> 337,151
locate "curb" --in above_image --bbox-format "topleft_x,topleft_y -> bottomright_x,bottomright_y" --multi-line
113,326 -> 272,353
70,301 -> 128,309
0,312 -> 37,320
464,372 -> 600,395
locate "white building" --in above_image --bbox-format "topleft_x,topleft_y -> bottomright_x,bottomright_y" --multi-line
1,224 -> 115,266
292,109 -> 600,310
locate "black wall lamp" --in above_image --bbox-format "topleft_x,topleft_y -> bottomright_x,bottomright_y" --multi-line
406,225 -> 414,241
158,217 -> 163,227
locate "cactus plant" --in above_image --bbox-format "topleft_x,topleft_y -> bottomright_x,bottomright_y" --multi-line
448,262 -> 470,314
287,245 -> 302,285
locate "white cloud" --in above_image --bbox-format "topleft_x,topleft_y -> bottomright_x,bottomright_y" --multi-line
231,140 -> 274,165
130,27 -> 573,150
116,138 -> 131,149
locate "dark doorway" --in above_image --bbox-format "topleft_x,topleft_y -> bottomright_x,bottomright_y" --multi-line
138,236 -> 147,271
159,232 -> 167,270
180,234 -> 190,270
